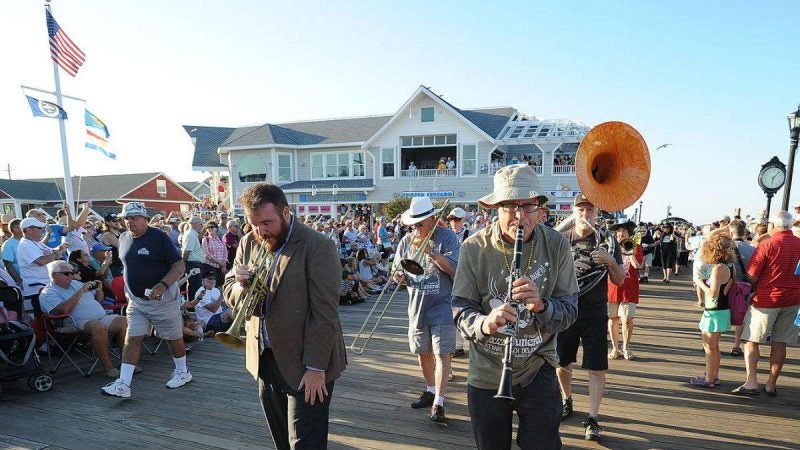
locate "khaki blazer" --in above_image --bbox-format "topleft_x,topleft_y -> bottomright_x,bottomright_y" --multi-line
223,220 -> 347,389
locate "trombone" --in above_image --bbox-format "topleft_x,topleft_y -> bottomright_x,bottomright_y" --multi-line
350,201 -> 450,355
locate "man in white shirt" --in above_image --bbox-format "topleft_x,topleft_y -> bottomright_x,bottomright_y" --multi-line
39,260 -> 127,378
16,217 -> 69,312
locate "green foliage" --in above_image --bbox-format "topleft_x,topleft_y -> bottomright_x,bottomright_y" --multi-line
382,196 -> 411,221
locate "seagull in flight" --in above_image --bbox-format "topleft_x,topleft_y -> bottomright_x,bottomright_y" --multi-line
655,143 -> 673,151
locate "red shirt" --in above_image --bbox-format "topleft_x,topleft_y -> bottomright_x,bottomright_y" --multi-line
746,231 -> 800,308
608,244 -> 643,303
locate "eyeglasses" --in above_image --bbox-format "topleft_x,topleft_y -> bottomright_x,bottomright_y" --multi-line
413,222 -> 426,228
498,203 -> 539,213
448,217 -> 464,221
56,271 -> 74,276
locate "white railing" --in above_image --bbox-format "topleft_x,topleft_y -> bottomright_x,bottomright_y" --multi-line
552,165 -> 575,175
488,165 -> 543,175
400,168 -> 457,177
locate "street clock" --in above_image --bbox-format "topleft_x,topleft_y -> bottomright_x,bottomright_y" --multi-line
758,156 -> 786,194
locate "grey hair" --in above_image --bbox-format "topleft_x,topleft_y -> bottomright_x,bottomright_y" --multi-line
769,210 -> 793,230
47,259 -> 72,276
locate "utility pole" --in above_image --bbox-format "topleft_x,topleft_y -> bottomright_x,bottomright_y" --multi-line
1,163 -> 10,180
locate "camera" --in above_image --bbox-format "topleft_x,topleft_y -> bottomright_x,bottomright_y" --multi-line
86,281 -> 99,290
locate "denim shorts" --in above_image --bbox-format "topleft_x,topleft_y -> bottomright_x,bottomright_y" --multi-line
408,323 -> 456,354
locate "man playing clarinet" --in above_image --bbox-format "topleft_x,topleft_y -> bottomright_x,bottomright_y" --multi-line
452,164 -> 579,449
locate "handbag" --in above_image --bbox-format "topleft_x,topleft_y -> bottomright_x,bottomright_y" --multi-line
729,281 -> 751,326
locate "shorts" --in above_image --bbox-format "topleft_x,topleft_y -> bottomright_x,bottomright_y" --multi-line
699,309 -> 731,333
75,314 -> 121,332
409,323 -> 456,354
608,302 -> 637,319
556,316 -> 608,371
741,305 -> 799,345
126,285 -> 183,340
643,253 -> 654,267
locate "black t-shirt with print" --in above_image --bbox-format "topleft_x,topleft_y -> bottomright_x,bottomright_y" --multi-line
566,229 -> 622,319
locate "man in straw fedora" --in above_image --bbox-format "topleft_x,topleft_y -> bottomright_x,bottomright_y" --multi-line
452,164 -> 579,449
394,196 -> 460,424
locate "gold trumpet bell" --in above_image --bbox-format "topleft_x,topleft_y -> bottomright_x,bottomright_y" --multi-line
575,121 -> 651,212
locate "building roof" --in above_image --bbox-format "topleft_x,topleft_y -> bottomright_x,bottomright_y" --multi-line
220,116 -> 393,148
179,181 -> 211,198
0,173 -> 202,202
0,179 -> 64,201
184,125 -> 237,169
27,173 -> 162,200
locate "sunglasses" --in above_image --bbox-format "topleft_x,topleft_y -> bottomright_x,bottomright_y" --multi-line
56,271 -> 75,276
413,222 -> 426,228
448,217 -> 464,221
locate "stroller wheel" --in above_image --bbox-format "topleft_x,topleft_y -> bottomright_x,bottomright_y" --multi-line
28,373 -> 54,392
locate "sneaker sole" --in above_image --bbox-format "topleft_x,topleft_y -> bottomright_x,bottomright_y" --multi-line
166,377 -> 193,389
100,390 -> 131,399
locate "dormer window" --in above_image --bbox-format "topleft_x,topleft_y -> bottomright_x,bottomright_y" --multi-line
421,107 -> 435,122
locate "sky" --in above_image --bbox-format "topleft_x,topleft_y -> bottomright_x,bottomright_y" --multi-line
1,0 -> 799,224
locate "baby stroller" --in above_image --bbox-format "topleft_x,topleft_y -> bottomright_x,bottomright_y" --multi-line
0,286 -> 53,399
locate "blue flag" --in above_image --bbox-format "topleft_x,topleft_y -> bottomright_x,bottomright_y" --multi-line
26,95 -> 68,119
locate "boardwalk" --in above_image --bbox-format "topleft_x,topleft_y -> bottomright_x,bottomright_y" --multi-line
1,274 -> 798,449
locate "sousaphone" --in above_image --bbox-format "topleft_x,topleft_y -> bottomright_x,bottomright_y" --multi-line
575,121 -> 650,211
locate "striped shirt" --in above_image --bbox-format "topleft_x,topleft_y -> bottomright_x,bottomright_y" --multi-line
746,231 -> 800,308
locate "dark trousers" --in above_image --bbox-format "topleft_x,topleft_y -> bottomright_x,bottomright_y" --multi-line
258,349 -> 334,450
468,364 -> 562,450
185,261 -> 202,297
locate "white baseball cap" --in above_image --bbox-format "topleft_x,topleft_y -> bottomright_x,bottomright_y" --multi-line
21,217 -> 47,229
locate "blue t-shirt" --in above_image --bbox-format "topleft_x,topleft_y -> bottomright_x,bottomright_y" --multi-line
47,224 -> 65,248
119,227 -> 181,298
1,237 -> 20,274
394,226 -> 460,328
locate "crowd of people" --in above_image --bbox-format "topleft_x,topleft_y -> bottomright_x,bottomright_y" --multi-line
1,174 -> 799,449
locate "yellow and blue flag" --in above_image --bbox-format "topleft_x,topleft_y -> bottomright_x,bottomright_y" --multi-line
85,110 -> 115,160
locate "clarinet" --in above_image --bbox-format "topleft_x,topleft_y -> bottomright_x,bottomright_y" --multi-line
494,225 -> 524,401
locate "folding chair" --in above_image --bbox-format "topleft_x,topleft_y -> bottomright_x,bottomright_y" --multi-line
31,298 -> 99,377
107,276 -> 128,316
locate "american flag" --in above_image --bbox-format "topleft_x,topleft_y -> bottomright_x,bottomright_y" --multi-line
46,10 -> 85,77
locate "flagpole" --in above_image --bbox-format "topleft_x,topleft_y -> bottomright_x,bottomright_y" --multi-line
46,2 -> 76,216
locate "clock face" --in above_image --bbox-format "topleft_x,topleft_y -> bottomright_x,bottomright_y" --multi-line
760,166 -> 785,189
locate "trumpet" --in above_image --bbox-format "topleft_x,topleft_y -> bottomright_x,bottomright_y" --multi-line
495,225 -> 525,401
618,238 -> 636,256
215,238 -> 278,350
350,201 -> 449,355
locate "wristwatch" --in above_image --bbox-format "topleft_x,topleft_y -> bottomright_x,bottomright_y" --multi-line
156,280 -> 169,289
537,298 -> 549,314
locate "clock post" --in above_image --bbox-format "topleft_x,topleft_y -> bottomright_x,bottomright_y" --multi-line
758,156 -> 787,218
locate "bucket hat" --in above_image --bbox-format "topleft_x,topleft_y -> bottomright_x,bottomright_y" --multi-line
478,164 -> 548,208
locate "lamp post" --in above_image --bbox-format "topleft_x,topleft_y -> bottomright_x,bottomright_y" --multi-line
781,104 -> 800,211
638,200 -> 643,223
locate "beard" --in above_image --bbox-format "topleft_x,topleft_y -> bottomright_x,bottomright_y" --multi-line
255,216 -> 290,252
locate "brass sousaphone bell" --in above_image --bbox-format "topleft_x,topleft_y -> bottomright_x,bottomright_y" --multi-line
575,121 -> 651,212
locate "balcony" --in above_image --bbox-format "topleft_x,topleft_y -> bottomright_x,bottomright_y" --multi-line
489,165 -> 542,176
552,165 -> 575,175
400,168 -> 457,177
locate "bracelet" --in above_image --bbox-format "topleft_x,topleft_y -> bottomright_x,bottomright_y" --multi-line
157,281 -> 169,289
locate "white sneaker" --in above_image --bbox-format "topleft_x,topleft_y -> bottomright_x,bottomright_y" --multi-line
101,379 -> 131,398
166,369 -> 193,389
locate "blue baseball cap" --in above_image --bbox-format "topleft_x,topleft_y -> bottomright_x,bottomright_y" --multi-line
91,242 -> 112,252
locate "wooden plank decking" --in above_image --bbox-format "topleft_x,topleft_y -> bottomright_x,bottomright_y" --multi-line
1,274 -> 798,449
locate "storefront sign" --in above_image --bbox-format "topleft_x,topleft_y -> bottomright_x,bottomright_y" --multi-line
401,191 -> 454,199
299,193 -> 367,202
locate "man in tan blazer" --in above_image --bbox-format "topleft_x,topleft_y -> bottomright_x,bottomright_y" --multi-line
223,183 -> 346,450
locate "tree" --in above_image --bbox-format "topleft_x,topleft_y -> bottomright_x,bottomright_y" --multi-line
382,196 -> 411,221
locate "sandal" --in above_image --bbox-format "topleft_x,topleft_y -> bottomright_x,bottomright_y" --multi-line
730,347 -> 743,357
689,376 -> 716,388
